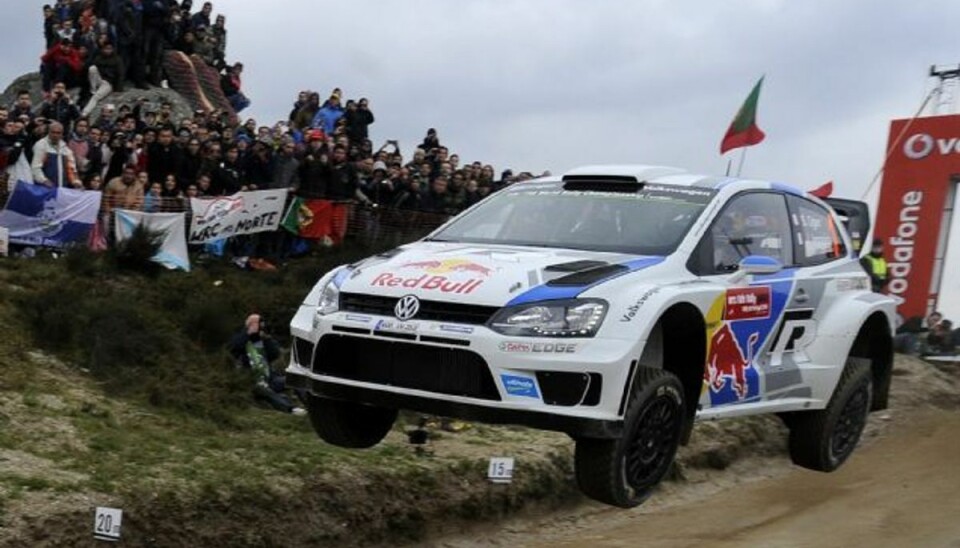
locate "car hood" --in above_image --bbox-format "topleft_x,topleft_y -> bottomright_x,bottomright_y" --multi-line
337,242 -> 667,306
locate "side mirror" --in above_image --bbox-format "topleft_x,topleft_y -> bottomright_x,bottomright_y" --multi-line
729,255 -> 782,283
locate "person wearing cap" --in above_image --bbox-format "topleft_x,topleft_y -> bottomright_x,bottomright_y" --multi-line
31,121 -> 79,188
311,94 -> 344,135
860,238 -> 889,293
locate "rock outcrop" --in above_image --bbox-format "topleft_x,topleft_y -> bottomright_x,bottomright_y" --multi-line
1,72 -> 196,123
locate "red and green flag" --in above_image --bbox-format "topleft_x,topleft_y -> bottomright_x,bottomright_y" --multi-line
720,77 -> 766,155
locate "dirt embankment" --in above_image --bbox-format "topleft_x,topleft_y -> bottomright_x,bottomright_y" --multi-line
2,355 -> 957,547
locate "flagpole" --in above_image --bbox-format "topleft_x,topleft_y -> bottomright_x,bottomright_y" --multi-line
736,147 -> 748,177
725,159 -> 732,176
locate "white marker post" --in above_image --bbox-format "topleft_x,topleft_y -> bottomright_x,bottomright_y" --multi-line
94,507 -> 122,542
487,457 -> 515,484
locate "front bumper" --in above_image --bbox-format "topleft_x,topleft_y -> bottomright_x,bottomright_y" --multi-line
286,372 -> 623,438
287,304 -> 642,439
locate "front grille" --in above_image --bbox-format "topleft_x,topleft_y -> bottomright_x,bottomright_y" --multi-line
313,335 -> 501,401
340,293 -> 499,325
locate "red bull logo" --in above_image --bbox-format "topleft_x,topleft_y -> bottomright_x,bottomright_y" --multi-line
402,258 -> 493,277
706,325 -> 760,400
370,272 -> 484,294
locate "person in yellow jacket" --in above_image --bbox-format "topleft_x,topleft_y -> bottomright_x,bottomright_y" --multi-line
860,238 -> 888,293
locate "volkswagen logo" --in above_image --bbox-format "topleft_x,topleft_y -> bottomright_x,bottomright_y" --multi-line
394,295 -> 420,321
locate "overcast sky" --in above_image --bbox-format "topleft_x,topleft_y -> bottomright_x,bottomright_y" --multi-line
4,0 -> 960,315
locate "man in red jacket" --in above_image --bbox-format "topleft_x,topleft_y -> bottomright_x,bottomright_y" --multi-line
40,39 -> 84,92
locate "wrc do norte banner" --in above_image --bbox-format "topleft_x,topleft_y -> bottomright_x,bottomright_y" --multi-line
188,189 -> 288,244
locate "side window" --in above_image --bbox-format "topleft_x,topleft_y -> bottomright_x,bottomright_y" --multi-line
709,193 -> 793,273
789,196 -> 847,265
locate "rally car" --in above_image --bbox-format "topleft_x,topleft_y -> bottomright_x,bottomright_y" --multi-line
286,165 -> 896,508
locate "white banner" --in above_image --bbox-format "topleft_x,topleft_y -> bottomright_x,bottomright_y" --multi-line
188,189 -> 288,244
115,209 -> 191,271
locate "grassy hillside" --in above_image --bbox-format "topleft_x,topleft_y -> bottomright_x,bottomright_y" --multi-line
2,246 -> 958,546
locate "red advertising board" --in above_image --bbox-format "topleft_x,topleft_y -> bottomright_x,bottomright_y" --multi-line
874,114 -> 960,319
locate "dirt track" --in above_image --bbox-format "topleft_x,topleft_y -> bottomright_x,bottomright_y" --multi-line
441,409 -> 960,548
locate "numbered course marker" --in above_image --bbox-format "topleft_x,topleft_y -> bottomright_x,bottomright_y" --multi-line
94,507 -> 122,542
487,457 -> 515,484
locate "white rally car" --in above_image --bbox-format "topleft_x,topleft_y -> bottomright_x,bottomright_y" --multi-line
287,165 -> 896,508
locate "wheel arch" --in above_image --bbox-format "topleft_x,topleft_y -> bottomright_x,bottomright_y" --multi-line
846,310 -> 894,411
637,302 -> 706,444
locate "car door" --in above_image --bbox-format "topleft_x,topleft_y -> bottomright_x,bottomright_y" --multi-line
759,195 -> 852,400
690,191 -> 797,406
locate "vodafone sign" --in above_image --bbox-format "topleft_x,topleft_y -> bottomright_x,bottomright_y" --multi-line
902,132 -> 960,160
876,114 -> 960,318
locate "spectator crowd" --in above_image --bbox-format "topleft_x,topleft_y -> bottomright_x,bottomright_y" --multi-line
0,0 -> 541,254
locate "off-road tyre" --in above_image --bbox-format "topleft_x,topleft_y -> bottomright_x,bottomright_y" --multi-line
787,357 -> 872,472
306,395 -> 398,449
574,367 -> 685,508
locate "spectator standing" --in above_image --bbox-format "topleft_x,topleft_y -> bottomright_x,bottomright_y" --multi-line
142,0 -> 170,86
104,164 -> 145,214
31,121 -> 79,188
146,127 -> 183,185
67,117 -> 91,176
10,91 -> 35,122
297,132 -> 331,198
213,144 -> 242,195
860,238 -> 889,293
345,97 -> 374,144
39,82 -> 81,133
292,92 -> 320,130
190,1 -> 212,30
312,94 -> 344,135
272,139 -> 300,190
116,0 -> 146,89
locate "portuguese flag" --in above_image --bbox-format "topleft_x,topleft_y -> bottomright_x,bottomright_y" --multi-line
720,77 -> 766,154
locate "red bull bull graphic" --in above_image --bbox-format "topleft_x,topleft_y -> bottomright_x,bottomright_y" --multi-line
703,277 -> 794,405
707,326 -> 760,399
402,258 -> 493,277
370,258 -> 493,294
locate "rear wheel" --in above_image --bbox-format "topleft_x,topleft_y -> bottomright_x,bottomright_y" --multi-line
787,357 -> 872,472
306,395 -> 398,449
574,368 -> 684,508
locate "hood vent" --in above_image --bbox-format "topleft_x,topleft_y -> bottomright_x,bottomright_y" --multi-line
546,264 -> 629,287
544,260 -> 610,273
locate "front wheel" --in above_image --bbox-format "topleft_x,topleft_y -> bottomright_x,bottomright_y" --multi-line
787,357 -> 872,472
574,368 -> 685,508
306,395 -> 398,449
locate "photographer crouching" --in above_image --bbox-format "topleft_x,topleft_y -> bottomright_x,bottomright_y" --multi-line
229,313 -> 306,416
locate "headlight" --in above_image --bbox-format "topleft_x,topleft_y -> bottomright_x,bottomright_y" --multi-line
316,279 -> 340,315
489,299 -> 607,337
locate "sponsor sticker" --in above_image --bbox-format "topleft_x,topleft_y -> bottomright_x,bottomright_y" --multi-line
374,319 -> 418,333
498,342 -> 577,353
620,287 -> 661,322
724,286 -> 771,320
500,374 -> 540,398
344,314 -> 373,323
438,324 -> 474,335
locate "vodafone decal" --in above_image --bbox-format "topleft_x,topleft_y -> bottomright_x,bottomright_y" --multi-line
901,133 -> 960,160
885,190 -> 922,296
875,115 -> 960,318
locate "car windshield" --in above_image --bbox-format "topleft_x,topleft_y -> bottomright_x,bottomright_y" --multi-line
428,182 -> 716,255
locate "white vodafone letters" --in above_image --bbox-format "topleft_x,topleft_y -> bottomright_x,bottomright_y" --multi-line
902,133 -> 960,160
887,190 -> 923,295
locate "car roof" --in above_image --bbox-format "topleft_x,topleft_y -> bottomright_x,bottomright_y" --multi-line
539,164 -> 807,196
